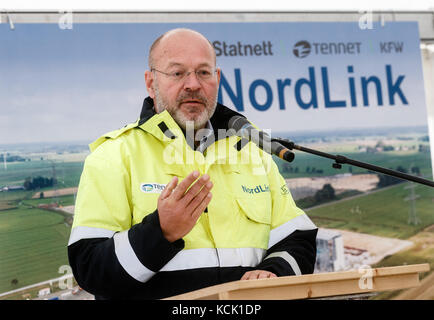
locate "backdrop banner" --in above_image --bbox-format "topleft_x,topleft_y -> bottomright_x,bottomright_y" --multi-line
0,21 -> 430,142
0,19 -> 433,297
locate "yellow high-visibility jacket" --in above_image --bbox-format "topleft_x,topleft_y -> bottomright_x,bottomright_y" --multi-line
68,97 -> 317,299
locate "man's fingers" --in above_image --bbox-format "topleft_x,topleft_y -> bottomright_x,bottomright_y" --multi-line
241,271 -> 257,280
186,179 -> 213,211
241,270 -> 276,280
171,171 -> 200,200
258,272 -> 272,279
191,191 -> 212,221
240,272 -> 250,281
181,174 -> 210,205
160,176 -> 178,200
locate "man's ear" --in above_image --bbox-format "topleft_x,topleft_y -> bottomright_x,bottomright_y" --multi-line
145,70 -> 156,99
216,68 -> 221,87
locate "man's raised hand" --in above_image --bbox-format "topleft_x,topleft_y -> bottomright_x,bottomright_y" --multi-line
158,171 -> 213,242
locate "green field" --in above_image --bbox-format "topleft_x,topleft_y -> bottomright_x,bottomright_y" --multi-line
0,159 -> 83,218
0,206 -> 71,294
275,150 -> 433,180
0,158 -> 83,295
306,182 -> 434,239
22,194 -> 76,207
0,160 -> 84,188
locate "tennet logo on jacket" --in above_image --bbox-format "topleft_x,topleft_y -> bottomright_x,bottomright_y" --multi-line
241,184 -> 270,194
140,183 -> 166,193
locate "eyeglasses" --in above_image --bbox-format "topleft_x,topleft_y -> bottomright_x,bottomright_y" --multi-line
151,68 -> 217,82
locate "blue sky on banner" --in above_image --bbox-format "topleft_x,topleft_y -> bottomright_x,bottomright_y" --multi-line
0,21 -> 428,143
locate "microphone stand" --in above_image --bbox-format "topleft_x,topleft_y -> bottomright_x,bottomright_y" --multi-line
272,137 -> 434,188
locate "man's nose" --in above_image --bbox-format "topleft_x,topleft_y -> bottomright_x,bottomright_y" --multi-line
183,72 -> 201,91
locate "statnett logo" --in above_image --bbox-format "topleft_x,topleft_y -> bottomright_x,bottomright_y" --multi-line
241,184 -> 270,194
140,183 -> 166,194
293,40 -> 311,58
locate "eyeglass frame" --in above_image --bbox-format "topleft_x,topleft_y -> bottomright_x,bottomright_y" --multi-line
150,67 -> 218,82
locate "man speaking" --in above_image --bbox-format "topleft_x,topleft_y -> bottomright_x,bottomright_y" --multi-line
67,28 -> 318,300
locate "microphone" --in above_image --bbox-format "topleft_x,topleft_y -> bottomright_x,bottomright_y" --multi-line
228,116 -> 294,162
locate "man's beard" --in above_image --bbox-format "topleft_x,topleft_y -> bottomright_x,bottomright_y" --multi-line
153,84 -> 217,130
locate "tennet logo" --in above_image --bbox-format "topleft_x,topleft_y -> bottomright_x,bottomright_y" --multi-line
140,183 -> 166,194
293,40 -> 362,58
293,41 -> 311,58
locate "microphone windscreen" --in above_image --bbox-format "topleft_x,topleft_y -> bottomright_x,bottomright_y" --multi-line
283,150 -> 295,162
228,115 -> 249,132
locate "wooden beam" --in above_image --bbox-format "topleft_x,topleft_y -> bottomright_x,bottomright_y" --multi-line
165,263 -> 430,300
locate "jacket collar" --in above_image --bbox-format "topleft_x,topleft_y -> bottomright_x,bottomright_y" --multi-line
137,96 -> 245,142
138,97 -> 158,126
